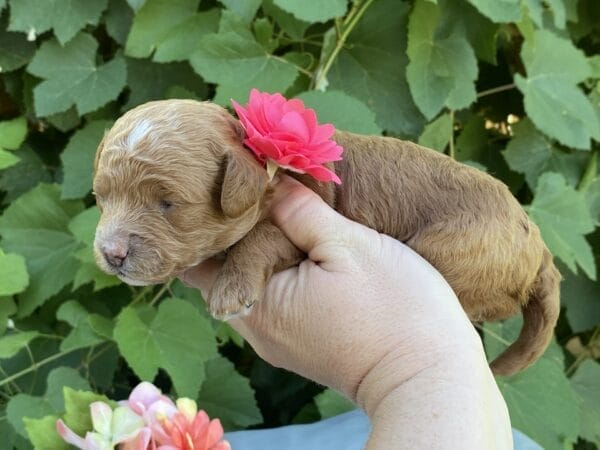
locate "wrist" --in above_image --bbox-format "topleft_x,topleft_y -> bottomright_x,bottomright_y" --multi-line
357,334 -> 513,450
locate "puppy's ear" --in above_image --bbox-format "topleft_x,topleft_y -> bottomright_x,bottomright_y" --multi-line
220,149 -> 268,218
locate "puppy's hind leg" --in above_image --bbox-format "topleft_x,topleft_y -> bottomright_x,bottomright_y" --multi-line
207,220 -> 303,319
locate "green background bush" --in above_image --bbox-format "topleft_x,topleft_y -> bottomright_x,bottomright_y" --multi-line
0,0 -> 599,448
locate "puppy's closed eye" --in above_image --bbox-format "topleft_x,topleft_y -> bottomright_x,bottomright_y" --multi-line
159,199 -> 174,214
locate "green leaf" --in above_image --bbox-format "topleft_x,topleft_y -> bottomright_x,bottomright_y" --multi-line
127,0 -> 145,10
7,368 -> 87,439
466,0 -> 521,22
497,359 -> 579,450
218,0 -> 261,23
27,33 -> 127,116
406,0 -> 478,119
125,58 -> 206,109
261,0 -> 310,39
0,150 -> 19,170
328,0 -> 425,136
7,393 -> 54,437
418,113 -> 452,152
0,250 -> 29,296
441,0 -> 499,65
0,184 -> 84,317
125,0 -> 200,58
503,119 -> 587,190
24,416 -> 70,450
273,0 -> 347,23
0,25 -> 35,72
295,91 -> 382,135
57,301 -> 105,351
571,360 -> 600,446
526,172 -> 596,279
0,117 -> 27,151
483,318 -> 578,450
8,0 -> 108,45
524,0 -> 567,29
515,29 -> 599,149
0,297 -> 17,335
560,263 -> 600,332
7,366 -> 91,436
0,331 -> 39,359
61,120 -> 111,199
51,0 -> 109,44
114,298 -> 218,398
153,9 -> 220,63
585,177 -> 600,224
198,357 -> 262,430
63,388 -> 113,436
104,0 -> 134,45
314,389 -> 355,419
191,11 -> 299,105
45,367 -> 91,411
0,145 -> 52,205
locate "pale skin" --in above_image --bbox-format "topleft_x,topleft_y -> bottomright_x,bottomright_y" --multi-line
181,176 -> 513,450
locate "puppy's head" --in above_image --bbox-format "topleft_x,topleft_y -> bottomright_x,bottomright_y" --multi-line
93,100 -> 268,285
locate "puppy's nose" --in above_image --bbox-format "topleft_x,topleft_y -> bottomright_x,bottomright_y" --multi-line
102,241 -> 129,268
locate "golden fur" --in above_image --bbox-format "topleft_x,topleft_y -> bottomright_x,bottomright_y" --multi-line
93,99 -> 561,376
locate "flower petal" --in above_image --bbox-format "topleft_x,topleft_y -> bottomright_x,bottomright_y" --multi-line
176,398 -> 197,422
84,432 -> 113,450
90,402 -> 113,437
230,90 -> 344,185
128,382 -> 163,415
56,419 -> 87,449
119,427 -> 153,450
112,406 -> 145,444
279,111 -> 310,142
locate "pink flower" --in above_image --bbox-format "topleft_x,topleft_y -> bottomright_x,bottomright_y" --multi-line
231,89 -> 343,184
152,398 -> 231,450
119,382 -> 178,450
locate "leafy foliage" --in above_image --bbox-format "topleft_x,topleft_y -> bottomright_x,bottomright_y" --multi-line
0,0 -> 598,448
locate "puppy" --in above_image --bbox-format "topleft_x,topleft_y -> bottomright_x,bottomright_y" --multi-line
93,99 -> 560,376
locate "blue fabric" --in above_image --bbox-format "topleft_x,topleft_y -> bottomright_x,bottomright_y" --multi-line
225,410 -> 542,450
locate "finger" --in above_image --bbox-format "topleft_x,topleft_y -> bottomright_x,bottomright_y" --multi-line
268,175 -> 359,256
178,258 -> 224,296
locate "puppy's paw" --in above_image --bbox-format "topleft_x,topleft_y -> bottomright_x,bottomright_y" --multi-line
207,275 -> 262,320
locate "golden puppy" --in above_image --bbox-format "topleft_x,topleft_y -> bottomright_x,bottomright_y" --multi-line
93,99 -> 560,376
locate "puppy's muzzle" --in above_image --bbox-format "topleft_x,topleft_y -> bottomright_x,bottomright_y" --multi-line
101,240 -> 129,268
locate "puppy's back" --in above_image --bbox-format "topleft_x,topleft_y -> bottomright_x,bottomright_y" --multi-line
330,131 -> 559,375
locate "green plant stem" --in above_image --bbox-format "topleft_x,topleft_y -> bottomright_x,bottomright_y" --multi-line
473,323 -> 512,346
129,285 -> 153,306
312,0 -> 375,90
566,326 -> 600,376
476,83 -> 516,98
149,280 -> 173,307
270,54 -> 313,76
577,151 -> 597,192
0,348 -> 80,388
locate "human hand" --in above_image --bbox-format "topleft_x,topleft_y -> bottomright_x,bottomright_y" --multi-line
181,175 -> 512,448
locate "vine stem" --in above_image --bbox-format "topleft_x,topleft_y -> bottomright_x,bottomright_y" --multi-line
566,326 -> 600,376
149,280 -> 173,307
476,83 -> 516,98
312,0 -> 375,90
0,347 -> 81,388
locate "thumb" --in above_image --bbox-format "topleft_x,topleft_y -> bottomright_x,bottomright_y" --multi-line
268,175 -> 365,259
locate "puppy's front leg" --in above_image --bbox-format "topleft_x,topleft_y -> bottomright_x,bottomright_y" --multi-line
207,220 -> 303,319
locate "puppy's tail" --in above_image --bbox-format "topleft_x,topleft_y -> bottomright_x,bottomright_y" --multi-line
490,247 -> 561,376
